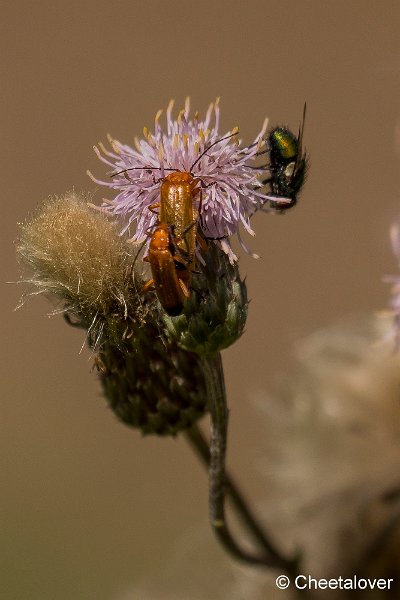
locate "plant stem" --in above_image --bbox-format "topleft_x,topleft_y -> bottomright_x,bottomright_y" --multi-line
186,352 -> 300,576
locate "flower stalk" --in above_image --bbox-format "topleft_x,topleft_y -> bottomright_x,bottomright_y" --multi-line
188,353 -> 300,575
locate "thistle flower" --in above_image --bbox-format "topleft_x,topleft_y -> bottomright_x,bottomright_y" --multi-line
88,98 -> 269,262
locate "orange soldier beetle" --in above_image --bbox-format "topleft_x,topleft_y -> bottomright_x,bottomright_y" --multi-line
143,223 -> 191,316
151,131 -> 239,258
158,171 -> 201,260
144,171 -> 205,316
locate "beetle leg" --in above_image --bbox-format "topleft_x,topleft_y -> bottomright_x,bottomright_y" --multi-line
143,278 -> 155,291
178,277 -> 191,299
173,254 -> 190,268
197,187 -> 203,214
148,202 -> 160,214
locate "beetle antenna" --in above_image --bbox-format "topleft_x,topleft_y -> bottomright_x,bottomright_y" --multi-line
110,167 -> 176,178
190,131 -> 239,172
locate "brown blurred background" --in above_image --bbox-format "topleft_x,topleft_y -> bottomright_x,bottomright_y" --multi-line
2,1 -> 400,598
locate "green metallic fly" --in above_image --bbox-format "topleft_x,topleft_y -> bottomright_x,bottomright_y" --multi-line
263,103 -> 308,210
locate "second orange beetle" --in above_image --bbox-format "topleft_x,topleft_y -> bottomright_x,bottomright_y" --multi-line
143,223 -> 191,316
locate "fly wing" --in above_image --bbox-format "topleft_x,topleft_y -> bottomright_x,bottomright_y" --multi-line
294,102 -> 307,176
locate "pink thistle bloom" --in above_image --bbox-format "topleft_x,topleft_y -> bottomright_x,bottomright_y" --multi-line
88,98 -> 270,263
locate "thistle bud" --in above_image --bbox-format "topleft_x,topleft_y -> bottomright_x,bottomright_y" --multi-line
97,323 -> 208,436
162,245 -> 248,355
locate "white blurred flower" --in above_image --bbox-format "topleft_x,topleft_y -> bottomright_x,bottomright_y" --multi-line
384,223 -> 400,349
